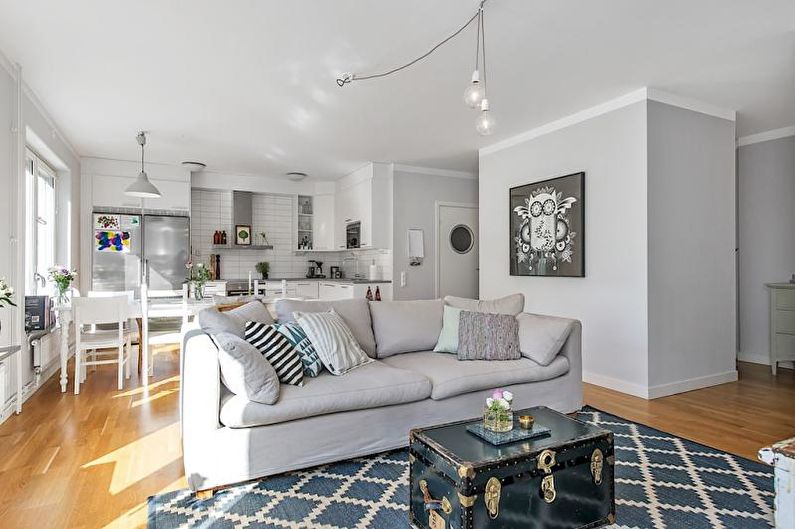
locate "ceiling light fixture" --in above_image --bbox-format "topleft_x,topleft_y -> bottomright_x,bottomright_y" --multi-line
286,172 -> 308,181
181,161 -> 207,172
336,0 -> 495,136
124,132 -> 162,198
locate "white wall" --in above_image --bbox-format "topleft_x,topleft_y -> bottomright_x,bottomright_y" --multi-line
646,101 -> 737,394
391,169 -> 478,300
479,101 -> 650,394
0,55 -> 81,423
738,135 -> 795,368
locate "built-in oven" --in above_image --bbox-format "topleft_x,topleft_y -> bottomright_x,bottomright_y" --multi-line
346,221 -> 361,249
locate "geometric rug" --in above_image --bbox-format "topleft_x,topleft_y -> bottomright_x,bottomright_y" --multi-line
148,407 -> 774,528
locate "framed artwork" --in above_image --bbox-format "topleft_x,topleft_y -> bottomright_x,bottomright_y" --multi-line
509,172 -> 585,277
235,225 -> 252,246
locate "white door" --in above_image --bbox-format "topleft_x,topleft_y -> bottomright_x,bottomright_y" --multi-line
437,203 -> 479,298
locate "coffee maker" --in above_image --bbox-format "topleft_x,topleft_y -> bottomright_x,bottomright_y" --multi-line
307,260 -> 325,278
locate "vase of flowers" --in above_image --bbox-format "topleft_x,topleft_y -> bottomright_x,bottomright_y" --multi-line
48,266 -> 77,306
256,261 -> 270,280
483,389 -> 514,433
186,261 -> 211,300
0,277 -> 17,335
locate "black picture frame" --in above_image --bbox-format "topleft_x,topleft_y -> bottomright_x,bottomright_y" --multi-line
509,172 -> 585,277
235,224 -> 252,246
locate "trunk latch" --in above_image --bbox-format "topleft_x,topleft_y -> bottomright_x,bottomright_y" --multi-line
484,477 -> 502,519
537,449 -> 557,503
591,448 -> 604,485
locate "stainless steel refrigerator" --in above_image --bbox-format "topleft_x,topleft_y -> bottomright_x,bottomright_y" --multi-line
92,213 -> 190,294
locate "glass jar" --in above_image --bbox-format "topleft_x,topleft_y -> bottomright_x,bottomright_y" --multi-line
483,406 -> 514,433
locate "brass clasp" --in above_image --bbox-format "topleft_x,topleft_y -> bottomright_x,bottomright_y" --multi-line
537,449 -> 557,504
541,475 -> 556,503
484,477 -> 501,519
419,479 -> 453,515
591,448 -> 604,485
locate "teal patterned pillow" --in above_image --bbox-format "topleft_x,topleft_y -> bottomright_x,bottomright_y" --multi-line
277,322 -> 323,377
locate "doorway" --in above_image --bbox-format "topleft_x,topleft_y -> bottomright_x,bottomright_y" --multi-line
436,202 -> 479,298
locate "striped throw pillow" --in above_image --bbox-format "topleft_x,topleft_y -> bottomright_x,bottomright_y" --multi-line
244,321 -> 304,386
276,322 -> 323,377
294,310 -> 372,375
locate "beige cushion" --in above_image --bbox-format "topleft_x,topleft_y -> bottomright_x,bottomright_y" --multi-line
444,293 -> 525,316
275,298 -> 377,357
214,332 -> 279,404
198,301 -> 274,338
382,350 -> 569,400
369,299 -> 443,358
219,361 -> 432,427
517,313 -> 575,366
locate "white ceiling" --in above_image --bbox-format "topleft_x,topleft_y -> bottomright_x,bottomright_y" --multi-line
0,0 -> 793,179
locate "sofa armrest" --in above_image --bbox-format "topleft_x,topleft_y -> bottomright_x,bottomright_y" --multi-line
180,324 -> 222,480
557,319 -> 582,386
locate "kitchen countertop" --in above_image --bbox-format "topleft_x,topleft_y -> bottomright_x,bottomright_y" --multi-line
217,278 -> 392,285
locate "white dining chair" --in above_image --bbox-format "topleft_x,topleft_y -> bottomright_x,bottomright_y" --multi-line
87,290 -> 139,370
140,285 -> 190,377
73,296 -> 132,394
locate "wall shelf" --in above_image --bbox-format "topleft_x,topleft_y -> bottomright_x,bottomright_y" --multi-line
210,244 -> 274,251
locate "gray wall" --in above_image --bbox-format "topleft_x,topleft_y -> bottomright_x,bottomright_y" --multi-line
479,101 -> 651,395
738,136 -> 795,366
392,170 -> 478,300
647,101 -> 737,390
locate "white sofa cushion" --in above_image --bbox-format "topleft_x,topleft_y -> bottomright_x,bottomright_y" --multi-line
382,351 -> 569,400
517,313 -> 576,366
444,293 -> 525,316
219,361 -> 432,428
294,310 -> 372,375
370,299 -> 443,358
275,298 -> 377,357
198,301 -> 274,338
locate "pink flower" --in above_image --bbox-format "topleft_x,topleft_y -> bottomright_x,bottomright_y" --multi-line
491,389 -> 504,400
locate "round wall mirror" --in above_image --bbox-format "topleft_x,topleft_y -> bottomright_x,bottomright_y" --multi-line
450,224 -> 474,254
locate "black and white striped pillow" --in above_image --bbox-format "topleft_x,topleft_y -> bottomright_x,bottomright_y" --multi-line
244,321 -> 304,386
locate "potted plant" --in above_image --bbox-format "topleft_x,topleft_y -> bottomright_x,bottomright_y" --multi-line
48,266 -> 77,306
256,261 -> 270,280
186,261 -> 211,300
483,389 -> 514,432
0,277 -> 17,335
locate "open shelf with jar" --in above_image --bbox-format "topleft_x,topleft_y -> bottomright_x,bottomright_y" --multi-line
297,195 -> 313,250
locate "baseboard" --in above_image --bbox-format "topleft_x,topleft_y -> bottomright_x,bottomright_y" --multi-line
583,371 -> 649,399
738,351 -> 794,369
647,370 -> 738,399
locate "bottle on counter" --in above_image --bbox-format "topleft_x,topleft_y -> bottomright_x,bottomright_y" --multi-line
215,254 -> 221,279
366,286 -> 373,301
375,286 -> 381,301
221,230 -> 227,245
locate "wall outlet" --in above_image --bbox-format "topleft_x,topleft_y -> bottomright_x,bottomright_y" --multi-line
400,271 -> 407,287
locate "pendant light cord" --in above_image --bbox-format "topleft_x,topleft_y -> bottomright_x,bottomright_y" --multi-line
480,7 -> 487,96
474,8 -> 481,71
338,0 -> 488,86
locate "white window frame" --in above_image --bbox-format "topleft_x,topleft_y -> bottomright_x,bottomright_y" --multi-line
25,148 -> 58,296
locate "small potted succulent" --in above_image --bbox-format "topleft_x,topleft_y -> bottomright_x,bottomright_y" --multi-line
48,266 -> 77,305
256,261 -> 270,280
484,389 -> 514,433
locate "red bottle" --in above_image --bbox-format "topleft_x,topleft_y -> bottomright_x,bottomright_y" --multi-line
375,286 -> 381,301
366,287 -> 373,301
213,230 -> 220,245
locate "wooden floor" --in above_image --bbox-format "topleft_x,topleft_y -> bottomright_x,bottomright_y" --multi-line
0,355 -> 793,529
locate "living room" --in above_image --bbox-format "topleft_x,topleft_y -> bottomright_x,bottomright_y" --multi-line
0,1 -> 793,528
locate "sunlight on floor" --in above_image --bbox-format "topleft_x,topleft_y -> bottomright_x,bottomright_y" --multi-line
102,476 -> 186,529
83,422 -> 182,495
113,376 -> 180,399
131,387 -> 179,408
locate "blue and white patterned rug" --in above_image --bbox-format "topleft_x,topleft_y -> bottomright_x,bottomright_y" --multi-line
149,407 -> 774,528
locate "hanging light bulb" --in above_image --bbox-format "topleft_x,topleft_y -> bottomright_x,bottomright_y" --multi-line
463,70 -> 485,108
476,98 -> 496,136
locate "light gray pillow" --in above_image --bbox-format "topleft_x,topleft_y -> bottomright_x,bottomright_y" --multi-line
213,332 -> 279,404
198,301 -> 274,338
444,293 -> 525,316
457,311 -> 521,361
517,313 -> 574,366
275,298 -> 376,357
370,299 -> 443,358
294,310 -> 373,375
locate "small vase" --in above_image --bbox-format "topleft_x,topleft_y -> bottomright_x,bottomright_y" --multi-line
484,406 -> 514,433
261,273 -> 268,280
193,284 -> 204,300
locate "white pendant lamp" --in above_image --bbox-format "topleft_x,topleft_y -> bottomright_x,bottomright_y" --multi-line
476,98 -> 497,135
124,131 -> 161,198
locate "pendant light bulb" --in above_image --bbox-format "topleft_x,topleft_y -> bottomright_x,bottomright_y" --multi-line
476,98 -> 496,136
463,70 -> 485,109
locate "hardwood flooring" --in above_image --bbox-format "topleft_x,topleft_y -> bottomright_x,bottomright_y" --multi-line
0,353 -> 792,529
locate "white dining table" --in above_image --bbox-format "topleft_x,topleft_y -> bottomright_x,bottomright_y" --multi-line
56,296 -> 214,392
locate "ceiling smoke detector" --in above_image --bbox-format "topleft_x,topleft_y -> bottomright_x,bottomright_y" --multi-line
181,161 -> 207,172
286,172 -> 308,181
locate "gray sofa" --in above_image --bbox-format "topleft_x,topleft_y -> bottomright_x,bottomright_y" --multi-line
181,298 -> 582,491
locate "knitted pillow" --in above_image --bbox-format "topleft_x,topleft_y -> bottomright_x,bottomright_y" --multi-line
457,311 -> 521,361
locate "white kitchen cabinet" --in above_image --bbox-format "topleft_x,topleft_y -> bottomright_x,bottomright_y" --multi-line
92,174 -> 190,211
333,163 -> 391,250
295,281 -> 320,299
317,281 -> 392,301
312,194 -> 335,250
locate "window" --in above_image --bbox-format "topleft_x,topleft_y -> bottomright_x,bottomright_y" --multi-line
25,149 -> 57,296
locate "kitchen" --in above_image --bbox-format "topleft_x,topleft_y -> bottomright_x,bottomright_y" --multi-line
83,158 -> 393,301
